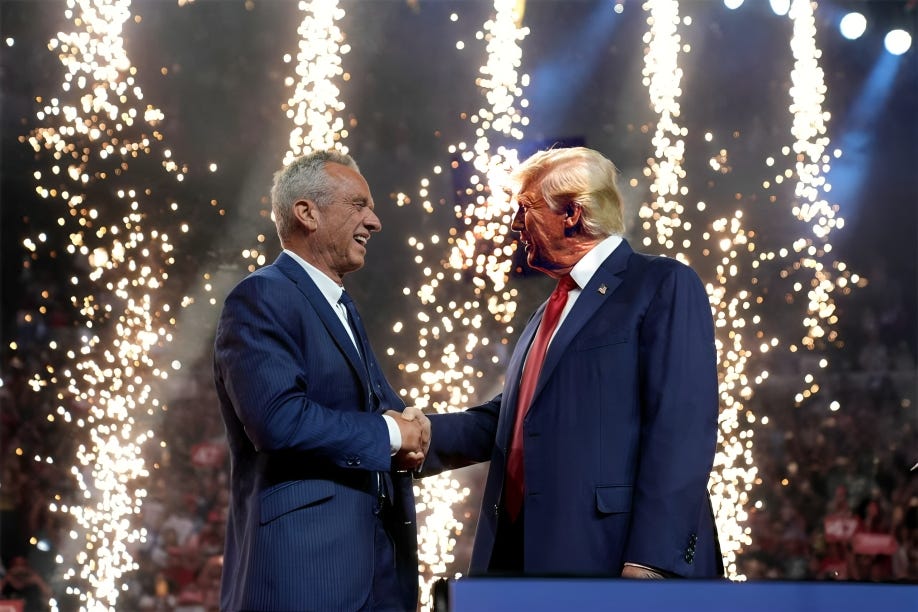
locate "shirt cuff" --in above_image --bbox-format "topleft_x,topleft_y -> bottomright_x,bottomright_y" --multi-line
382,414 -> 401,456
623,562 -> 667,578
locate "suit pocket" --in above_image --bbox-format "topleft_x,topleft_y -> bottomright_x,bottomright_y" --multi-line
595,485 -> 633,515
259,479 -> 336,525
575,329 -> 630,351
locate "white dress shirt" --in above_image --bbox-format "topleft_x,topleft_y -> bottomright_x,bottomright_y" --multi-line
552,234 -> 622,340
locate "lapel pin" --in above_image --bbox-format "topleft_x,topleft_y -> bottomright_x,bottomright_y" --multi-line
598,284 -> 607,295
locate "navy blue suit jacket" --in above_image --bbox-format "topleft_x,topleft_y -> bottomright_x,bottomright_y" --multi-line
425,240 -> 722,577
214,252 -> 417,611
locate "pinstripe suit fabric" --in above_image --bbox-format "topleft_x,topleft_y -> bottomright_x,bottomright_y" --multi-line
214,252 -> 417,611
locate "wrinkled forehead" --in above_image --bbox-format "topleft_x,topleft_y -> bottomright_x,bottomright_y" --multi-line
511,167 -> 554,207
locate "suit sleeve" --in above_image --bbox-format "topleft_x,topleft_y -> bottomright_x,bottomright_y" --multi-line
420,395 -> 502,475
214,275 -> 391,471
625,261 -> 719,574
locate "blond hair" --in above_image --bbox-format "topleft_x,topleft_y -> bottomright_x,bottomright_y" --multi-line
512,147 -> 624,237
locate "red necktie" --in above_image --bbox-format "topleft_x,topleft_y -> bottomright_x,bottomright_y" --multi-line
505,274 -> 577,520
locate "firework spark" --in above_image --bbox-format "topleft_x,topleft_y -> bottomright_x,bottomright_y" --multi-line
24,0 -> 186,607
782,0 -> 857,373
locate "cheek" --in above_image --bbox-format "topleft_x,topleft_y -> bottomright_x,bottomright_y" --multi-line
525,217 -> 542,237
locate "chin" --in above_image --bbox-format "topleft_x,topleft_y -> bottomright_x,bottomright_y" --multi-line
347,257 -> 366,272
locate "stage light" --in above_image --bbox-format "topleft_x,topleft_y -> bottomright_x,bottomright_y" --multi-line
839,12 -> 867,40
723,0 -> 744,10
884,29 -> 912,55
769,0 -> 790,16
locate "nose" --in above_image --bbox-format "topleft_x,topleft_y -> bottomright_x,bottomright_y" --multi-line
366,208 -> 382,233
511,206 -> 525,232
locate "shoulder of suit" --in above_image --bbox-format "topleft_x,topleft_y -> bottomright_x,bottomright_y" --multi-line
236,263 -> 278,284
637,251 -> 690,270
632,251 -> 704,283
227,262 -> 297,298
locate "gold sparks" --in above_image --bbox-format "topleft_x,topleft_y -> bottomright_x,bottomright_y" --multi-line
281,0 -> 349,165
704,207 -> 759,579
26,0 -> 183,607
783,0 -> 855,362
641,0 -> 688,258
395,2 -> 529,609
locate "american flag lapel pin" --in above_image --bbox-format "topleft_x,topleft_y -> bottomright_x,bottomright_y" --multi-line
598,284 -> 607,295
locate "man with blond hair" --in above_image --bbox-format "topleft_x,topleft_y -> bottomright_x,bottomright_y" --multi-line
424,146 -> 723,579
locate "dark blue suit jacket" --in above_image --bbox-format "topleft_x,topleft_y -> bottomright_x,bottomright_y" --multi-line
214,252 -> 417,611
425,240 -> 722,577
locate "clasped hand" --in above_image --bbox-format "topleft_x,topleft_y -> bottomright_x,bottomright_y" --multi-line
385,407 -> 430,471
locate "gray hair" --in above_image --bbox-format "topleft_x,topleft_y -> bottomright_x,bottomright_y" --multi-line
270,150 -> 360,242
512,147 -> 624,238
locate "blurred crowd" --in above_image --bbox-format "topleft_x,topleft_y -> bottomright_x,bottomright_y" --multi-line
737,263 -> 918,581
1,262 -> 916,611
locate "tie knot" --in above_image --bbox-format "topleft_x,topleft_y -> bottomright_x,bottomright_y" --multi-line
556,274 -> 577,294
339,290 -> 353,306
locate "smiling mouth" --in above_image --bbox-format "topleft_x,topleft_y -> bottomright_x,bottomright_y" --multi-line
354,235 -> 368,247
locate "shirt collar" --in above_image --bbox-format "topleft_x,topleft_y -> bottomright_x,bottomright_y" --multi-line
283,248 -> 344,306
569,235 -> 623,290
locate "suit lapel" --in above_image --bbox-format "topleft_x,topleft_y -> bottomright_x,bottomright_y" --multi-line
530,240 -> 633,406
495,305 -> 544,450
272,253 -> 366,381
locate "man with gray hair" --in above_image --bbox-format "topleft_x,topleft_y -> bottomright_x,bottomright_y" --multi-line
423,146 -> 723,579
214,150 -> 428,611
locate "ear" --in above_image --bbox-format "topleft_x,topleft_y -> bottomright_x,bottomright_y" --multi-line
563,202 -> 582,229
293,199 -> 319,231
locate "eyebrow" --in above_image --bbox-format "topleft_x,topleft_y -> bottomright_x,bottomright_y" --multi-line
515,195 -> 540,207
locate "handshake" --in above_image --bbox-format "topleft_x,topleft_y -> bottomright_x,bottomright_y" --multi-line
384,406 -> 430,471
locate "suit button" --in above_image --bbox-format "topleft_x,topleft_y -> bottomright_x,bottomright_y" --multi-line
684,552 -> 694,564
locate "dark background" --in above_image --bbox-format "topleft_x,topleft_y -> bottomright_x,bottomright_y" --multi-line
1,0 -> 917,607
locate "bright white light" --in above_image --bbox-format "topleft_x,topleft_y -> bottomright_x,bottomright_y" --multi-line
769,0 -> 790,16
839,12 -> 866,40
723,0 -> 744,9
885,29 -> 912,55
